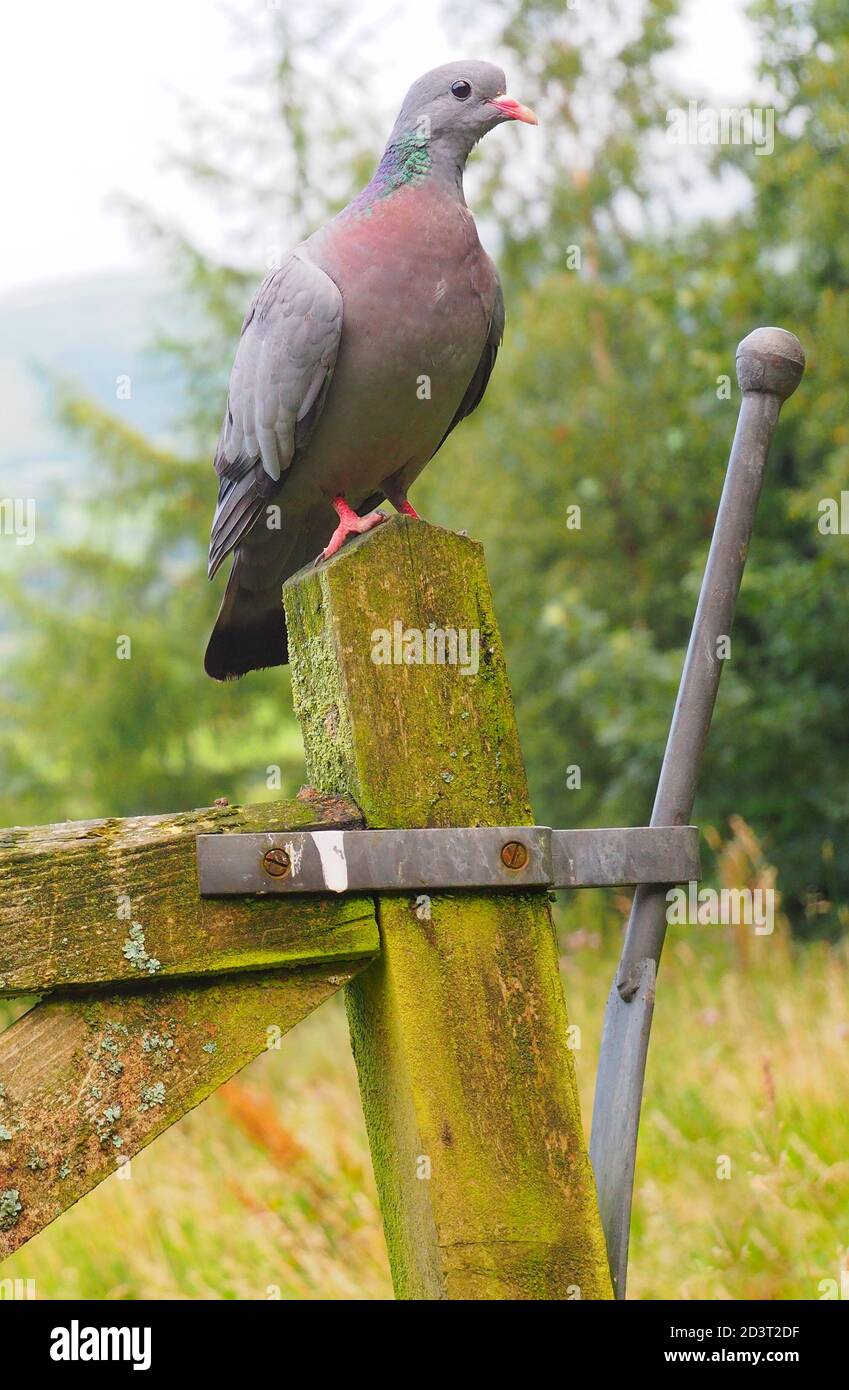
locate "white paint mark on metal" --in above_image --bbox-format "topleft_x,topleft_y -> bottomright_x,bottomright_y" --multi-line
283,840 -> 304,876
315,832 -> 348,893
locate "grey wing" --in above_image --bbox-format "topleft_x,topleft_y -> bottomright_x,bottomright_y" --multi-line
208,251 -> 343,578
431,274 -> 505,458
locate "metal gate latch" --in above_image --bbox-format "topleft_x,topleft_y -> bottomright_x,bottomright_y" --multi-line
197,824 -> 700,896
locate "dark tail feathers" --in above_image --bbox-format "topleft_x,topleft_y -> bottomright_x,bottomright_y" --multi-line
204,497 -> 387,679
204,562 -> 288,680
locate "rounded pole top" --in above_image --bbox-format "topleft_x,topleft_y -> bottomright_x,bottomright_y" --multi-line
736,327 -> 805,400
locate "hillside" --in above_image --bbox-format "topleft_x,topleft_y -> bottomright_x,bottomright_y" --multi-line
0,270 -> 183,505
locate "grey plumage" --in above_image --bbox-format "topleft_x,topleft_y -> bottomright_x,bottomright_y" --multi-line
205,60 -> 534,680
207,254 -> 343,580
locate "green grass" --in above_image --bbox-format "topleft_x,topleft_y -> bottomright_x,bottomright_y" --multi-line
2,910 -> 848,1300
566,922 -> 849,1300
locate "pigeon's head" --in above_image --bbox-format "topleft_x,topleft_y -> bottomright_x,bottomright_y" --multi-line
389,60 -> 537,163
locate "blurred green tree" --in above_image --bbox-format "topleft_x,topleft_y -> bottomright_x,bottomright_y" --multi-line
1,0 -> 847,935
430,0 -> 849,934
0,4 -> 374,824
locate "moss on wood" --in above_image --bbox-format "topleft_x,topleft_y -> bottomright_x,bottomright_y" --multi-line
0,961 -> 370,1258
285,518 -> 612,1300
0,792 -> 376,994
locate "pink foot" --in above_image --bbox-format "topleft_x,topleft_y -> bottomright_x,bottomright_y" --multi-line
398,500 -> 420,520
317,495 -> 387,563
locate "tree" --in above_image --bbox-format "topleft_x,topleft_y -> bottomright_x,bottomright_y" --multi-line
425,0 -> 849,934
0,4 -> 374,825
2,0 -> 847,935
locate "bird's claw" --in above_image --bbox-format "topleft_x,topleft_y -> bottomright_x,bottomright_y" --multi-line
314,508 -> 388,565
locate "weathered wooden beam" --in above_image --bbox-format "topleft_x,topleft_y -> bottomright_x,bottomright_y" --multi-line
0,792 -> 377,994
284,517 -> 613,1300
0,959 -> 371,1257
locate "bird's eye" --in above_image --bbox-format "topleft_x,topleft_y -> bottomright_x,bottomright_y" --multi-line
450,79 -> 472,101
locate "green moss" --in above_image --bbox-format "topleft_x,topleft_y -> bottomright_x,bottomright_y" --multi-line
287,522 -> 533,828
285,570 -> 357,800
285,519 -> 611,1298
82,819 -> 123,842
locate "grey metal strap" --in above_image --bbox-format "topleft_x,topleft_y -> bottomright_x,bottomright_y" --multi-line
197,824 -> 700,896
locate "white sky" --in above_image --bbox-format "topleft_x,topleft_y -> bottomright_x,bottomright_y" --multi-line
0,0 -> 757,297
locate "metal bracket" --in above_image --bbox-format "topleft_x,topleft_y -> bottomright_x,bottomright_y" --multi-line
197,825 -> 700,897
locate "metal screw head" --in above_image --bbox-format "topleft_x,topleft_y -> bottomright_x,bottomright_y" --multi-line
262,847 -> 291,878
501,840 -> 529,871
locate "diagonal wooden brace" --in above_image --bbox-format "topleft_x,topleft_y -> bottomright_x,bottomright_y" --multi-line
0,962 -> 371,1258
0,792 -> 380,1257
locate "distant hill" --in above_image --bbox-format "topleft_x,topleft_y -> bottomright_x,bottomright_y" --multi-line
0,271 -> 185,504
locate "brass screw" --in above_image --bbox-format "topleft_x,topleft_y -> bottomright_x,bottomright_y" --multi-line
501,840 -> 529,871
262,847 -> 291,878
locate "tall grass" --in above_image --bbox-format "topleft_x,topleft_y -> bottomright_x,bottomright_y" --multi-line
3,895 -> 848,1300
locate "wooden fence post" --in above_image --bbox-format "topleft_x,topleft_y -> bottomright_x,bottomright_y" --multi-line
284,517 -> 612,1300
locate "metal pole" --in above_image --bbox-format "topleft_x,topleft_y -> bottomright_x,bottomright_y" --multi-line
590,327 -> 805,1298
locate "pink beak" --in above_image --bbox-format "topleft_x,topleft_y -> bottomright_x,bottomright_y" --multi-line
489,95 -> 539,126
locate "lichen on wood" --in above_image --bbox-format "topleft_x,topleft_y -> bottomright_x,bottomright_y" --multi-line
0,791 -> 376,994
0,960 -> 371,1258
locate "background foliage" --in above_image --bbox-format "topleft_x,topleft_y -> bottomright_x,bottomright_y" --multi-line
1,0 -> 848,1303
3,0 -> 847,933
4,924 -> 848,1300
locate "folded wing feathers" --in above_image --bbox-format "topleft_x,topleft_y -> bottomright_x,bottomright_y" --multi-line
208,252 -> 343,574
431,276 -> 505,458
